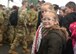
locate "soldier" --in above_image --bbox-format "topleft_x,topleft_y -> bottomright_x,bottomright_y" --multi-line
2,7 -> 12,44
0,4 -> 5,46
8,5 -> 18,45
8,0 -> 30,54
26,5 -> 38,48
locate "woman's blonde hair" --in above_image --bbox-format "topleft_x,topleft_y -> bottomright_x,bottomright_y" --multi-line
49,11 -> 69,40
41,2 -> 55,11
42,8 -> 69,40
43,9 -> 59,25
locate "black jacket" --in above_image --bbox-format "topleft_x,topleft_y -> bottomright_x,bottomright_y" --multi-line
62,12 -> 76,36
9,10 -> 18,26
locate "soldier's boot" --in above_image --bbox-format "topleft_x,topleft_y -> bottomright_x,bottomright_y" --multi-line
8,49 -> 18,54
23,48 -> 30,54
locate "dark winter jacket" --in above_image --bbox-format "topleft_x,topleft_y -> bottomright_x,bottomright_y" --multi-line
36,29 -> 67,54
9,10 -> 18,26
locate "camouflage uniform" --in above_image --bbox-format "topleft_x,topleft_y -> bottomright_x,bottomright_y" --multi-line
7,25 -> 16,45
3,9 -> 10,44
0,7 -> 6,46
26,9 -> 38,46
7,9 -> 18,45
9,8 -> 29,54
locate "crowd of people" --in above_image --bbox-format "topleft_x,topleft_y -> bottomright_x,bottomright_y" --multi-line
0,0 -> 76,54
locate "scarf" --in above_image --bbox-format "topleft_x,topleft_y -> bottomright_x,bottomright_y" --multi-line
31,23 -> 43,54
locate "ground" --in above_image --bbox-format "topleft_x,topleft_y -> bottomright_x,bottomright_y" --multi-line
0,44 -> 24,54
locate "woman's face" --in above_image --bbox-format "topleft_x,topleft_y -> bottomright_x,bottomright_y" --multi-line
42,12 -> 56,28
65,7 -> 73,14
59,10 -> 64,16
41,5 -> 51,16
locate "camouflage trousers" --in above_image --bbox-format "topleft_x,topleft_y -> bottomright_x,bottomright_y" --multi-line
0,24 -> 4,45
7,26 -> 16,45
26,26 -> 36,50
9,26 -> 30,54
27,26 -> 36,42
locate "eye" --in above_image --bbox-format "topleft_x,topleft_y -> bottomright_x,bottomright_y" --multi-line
42,18 -> 46,21
47,18 -> 51,20
41,11 -> 44,13
47,17 -> 55,21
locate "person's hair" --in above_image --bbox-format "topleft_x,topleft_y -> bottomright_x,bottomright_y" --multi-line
65,1 -> 76,11
38,0 -> 45,3
12,5 -> 18,10
42,10 -> 68,40
50,11 -> 68,40
41,2 -> 54,11
42,9 -> 59,25
41,3 -> 59,22
59,6 -> 66,13
0,4 -> 3,8
53,4 -> 59,11
48,11 -> 68,40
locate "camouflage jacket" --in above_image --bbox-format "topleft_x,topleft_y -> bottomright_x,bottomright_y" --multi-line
27,9 -> 38,27
0,9 -> 5,24
18,8 -> 28,27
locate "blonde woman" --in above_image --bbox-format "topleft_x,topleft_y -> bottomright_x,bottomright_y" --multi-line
31,8 -> 68,54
